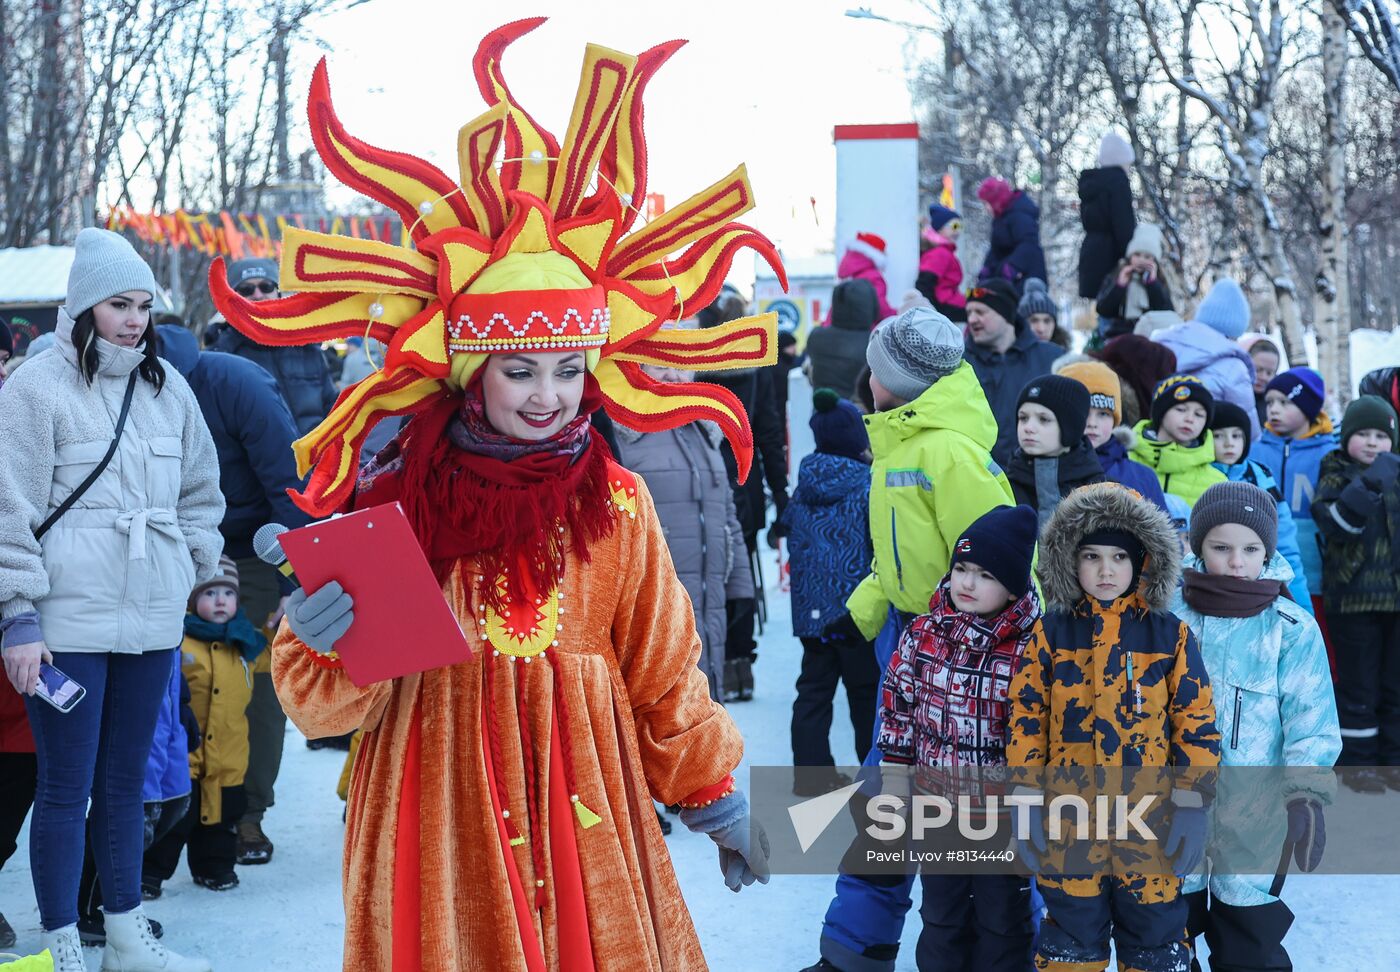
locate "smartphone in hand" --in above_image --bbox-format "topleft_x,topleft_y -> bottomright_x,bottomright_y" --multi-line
35,662 -> 85,713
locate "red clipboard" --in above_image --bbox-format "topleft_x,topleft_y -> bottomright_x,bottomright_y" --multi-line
278,502 -> 473,686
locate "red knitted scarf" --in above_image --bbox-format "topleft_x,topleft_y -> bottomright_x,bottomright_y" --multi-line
359,385 -> 617,613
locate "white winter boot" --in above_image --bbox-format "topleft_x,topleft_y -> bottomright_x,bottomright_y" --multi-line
101,908 -> 212,972
38,924 -> 87,972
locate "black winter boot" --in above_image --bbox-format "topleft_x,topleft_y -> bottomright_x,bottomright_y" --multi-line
728,658 -> 750,703
735,653 -> 756,701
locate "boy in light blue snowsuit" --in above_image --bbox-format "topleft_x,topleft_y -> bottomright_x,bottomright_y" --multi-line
1209,402 -> 1312,611
1254,368 -> 1338,614
1170,482 -> 1341,970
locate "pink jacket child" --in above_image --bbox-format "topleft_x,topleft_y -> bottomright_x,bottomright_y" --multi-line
916,204 -> 967,322
835,231 -> 896,322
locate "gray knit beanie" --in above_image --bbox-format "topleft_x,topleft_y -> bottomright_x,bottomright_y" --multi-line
1017,279 -> 1057,322
65,228 -> 158,319
1190,481 -> 1278,561
866,306 -> 963,403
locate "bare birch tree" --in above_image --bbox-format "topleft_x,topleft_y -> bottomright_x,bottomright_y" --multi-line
1318,5 -> 1352,400
1136,0 -> 1309,360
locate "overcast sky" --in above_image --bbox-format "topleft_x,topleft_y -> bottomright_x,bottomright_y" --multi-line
312,0 -> 934,273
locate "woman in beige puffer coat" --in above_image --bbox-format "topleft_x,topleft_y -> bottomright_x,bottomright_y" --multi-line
0,229 -> 223,971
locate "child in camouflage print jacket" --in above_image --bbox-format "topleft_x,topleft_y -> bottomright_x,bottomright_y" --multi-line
1008,482 -> 1221,972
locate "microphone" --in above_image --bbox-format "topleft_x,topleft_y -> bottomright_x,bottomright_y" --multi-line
253,523 -> 297,585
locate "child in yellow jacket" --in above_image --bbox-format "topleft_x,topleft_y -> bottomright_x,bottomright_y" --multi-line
144,556 -> 265,892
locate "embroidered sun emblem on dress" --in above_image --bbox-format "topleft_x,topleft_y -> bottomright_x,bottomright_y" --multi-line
478,583 -> 563,658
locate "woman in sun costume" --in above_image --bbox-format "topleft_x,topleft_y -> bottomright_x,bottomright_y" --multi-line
209,18 -> 786,972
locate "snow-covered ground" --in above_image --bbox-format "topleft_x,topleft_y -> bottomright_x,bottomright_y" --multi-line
3,371 -> 1399,969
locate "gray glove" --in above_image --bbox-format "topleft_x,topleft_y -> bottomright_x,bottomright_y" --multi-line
680,790 -> 771,892
286,582 -> 354,654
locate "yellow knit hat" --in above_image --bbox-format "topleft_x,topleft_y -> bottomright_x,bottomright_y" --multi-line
1059,361 -> 1122,425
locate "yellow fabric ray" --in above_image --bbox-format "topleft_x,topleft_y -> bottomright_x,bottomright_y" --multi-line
279,228 -> 438,298
611,313 -> 777,371
319,125 -> 466,238
296,371 -> 448,485
548,44 -> 637,218
627,225 -> 767,313
228,290 -> 425,346
457,104 -> 509,235
609,165 -> 755,277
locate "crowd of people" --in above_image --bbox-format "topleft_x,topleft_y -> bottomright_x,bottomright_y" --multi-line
778,130 -> 1395,972
0,113 -> 1396,972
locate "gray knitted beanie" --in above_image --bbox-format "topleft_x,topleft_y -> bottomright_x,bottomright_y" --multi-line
1190,481 -> 1278,561
65,228 -> 158,319
866,306 -> 964,403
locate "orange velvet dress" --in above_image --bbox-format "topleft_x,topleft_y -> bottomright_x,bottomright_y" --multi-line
271,473 -> 743,971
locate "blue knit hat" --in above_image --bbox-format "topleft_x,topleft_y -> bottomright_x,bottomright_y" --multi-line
951,505 -> 1039,598
1194,278 -> 1251,339
810,388 -> 869,460
928,204 -> 961,232
1266,367 -> 1325,423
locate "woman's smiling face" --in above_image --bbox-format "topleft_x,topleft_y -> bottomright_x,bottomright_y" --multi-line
480,352 -> 586,441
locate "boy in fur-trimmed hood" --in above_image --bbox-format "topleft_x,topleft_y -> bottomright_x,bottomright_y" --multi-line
1008,482 -> 1221,972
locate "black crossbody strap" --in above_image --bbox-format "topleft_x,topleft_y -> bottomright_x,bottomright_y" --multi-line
35,371 -> 140,541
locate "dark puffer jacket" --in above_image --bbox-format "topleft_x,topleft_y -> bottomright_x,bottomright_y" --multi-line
1359,367 -> 1400,418
614,421 -> 752,701
1003,437 -> 1107,528
979,192 -> 1047,287
1077,167 -> 1136,299
1312,449 -> 1400,614
807,279 -> 878,402
778,451 -> 872,638
697,365 -> 788,541
213,326 -> 338,436
158,326 -> 310,569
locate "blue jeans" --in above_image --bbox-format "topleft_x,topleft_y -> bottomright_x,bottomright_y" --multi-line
25,649 -> 173,930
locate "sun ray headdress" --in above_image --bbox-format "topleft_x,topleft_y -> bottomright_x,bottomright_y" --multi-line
210,17 -> 786,518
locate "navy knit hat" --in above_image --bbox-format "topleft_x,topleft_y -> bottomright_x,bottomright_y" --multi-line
1018,374 -> 1091,445
1340,394 -> 1398,451
1017,279 -> 1057,323
1209,402 -> 1253,461
928,204 -> 961,233
1151,374 -> 1215,429
951,505 -> 1039,598
1266,368 -> 1325,423
810,388 -> 870,460
966,278 -> 1020,326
